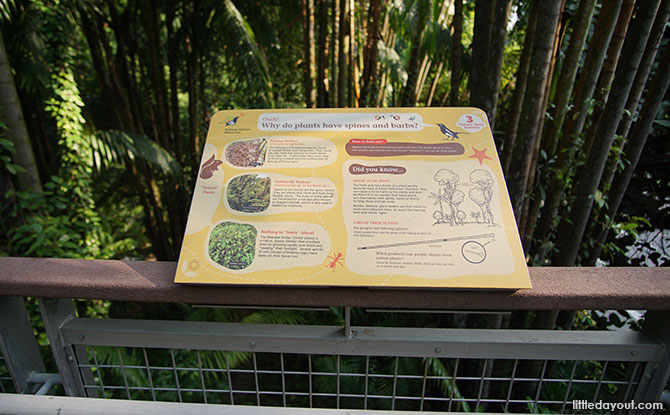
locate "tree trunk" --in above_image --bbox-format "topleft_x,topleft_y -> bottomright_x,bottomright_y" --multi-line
142,0 -> 170,151
501,4 -> 536,175
0,34 -> 42,192
506,0 -> 562,222
585,4 -> 670,265
166,0 -> 181,160
486,0 -> 512,129
582,0 -> 635,159
349,0 -> 358,107
449,0 -> 463,107
184,1 -> 201,158
470,0 -> 494,112
530,0 -> 623,262
302,0 -> 316,107
552,0 -> 662,266
103,0 -> 139,133
316,0 -> 329,108
400,2 -> 429,107
330,0 -> 339,108
519,0 -> 565,242
80,9 -> 125,130
599,0 -> 670,190
426,61 -> 444,107
337,0 -> 348,107
360,0 -> 382,107
542,0 -> 597,158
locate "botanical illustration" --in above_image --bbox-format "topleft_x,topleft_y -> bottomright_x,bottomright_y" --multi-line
227,174 -> 271,213
225,138 -> 268,167
431,168 -> 496,226
208,222 -> 257,270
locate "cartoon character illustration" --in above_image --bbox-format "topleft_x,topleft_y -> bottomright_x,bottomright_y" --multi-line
199,154 -> 223,179
226,116 -> 240,126
436,123 -> 468,140
326,251 -> 345,272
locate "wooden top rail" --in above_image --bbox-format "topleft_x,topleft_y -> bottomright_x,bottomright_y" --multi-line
0,257 -> 668,310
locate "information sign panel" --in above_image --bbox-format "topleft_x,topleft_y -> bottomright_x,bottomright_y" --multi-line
175,108 -> 530,289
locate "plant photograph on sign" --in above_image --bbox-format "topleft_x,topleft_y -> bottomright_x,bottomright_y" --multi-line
226,174 -> 271,213
208,222 -> 257,270
225,138 -> 268,167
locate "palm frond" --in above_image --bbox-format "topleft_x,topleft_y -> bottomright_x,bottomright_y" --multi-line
424,357 -> 470,412
241,309 -> 307,325
0,0 -> 17,22
213,0 -> 274,107
377,39 -> 408,85
90,130 -> 182,182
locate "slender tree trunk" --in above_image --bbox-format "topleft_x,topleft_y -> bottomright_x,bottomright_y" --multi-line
486,0 -> 512,129
582,0 -> 635,159
361,0 -> 382,107
470,0 -> 494,112
553,0 -> 662,266
184,1 -> 201,158
360,0 -> 382,107
507,0 -> 563,222
542,0 -> 596,158
501,5 -> 536,175
531,0 -> 623,262
316,0 -> 329,108
142,0 -> 170,150
600,0 -> 670,189
302,0 -> 316,107
166,0 -> 181,160
330,0 -> 339,108
337,0 -> 348,107
597,46 -> 670,260
349,0 -> 357,107
426,61 -> 444,107
519,0 -> 566,245
104,0 -> 139,132
585,2 -> 670,265
0,34 -> 42,192
400,2 -> 429,107
80,9 -> 125,129
449,0 -> 463,106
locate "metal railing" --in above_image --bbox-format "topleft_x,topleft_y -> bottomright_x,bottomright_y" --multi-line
0,257 -> 669,414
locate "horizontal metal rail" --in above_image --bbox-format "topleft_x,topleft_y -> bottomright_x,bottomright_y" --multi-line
0,393 -> 424,415
61,318 -> 664,362
1,257 -> 669,309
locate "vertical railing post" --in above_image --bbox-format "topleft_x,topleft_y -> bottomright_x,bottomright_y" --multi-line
633,310 -> 670,414
0,296 -> 46,394
38,298 -> 87,397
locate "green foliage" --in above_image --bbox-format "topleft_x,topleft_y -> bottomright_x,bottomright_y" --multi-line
90,130 -> 182,182
227,174 -> 271,213
0,122 -> 25,176
2,177 -> 94,257
208,221 -> 257,270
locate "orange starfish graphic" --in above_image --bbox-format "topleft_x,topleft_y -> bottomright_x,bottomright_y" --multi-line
469,147 -> 492,165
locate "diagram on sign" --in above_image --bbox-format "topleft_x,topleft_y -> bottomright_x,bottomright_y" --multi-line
430,168 -> 497,227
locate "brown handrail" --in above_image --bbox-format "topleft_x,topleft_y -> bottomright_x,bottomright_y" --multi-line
0,257 -> 668,310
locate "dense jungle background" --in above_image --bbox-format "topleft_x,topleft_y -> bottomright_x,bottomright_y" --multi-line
0,0 -> 669,409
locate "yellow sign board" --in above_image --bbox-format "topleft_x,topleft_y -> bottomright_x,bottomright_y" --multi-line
175,108 -> 530,289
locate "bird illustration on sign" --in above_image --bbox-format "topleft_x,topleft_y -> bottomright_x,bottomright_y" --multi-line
226,116 -> 240,126
436,123 -> 468,140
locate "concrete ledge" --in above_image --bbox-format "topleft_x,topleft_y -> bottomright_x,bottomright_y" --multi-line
0,257 -> 669,310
